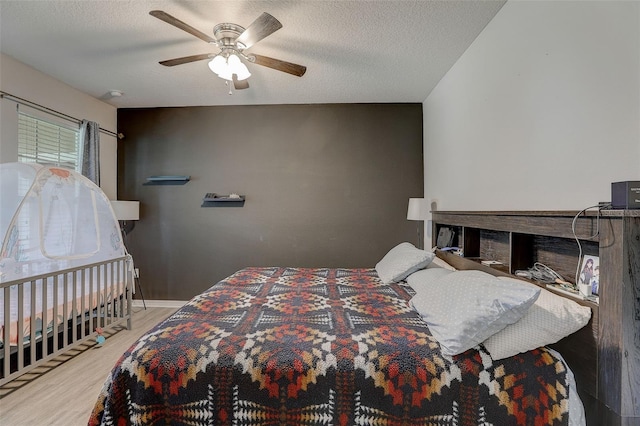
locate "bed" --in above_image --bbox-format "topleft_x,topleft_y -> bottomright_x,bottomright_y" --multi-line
90,247 -> 589,425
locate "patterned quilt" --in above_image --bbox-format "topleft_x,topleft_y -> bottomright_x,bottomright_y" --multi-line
89,267 -> 570,425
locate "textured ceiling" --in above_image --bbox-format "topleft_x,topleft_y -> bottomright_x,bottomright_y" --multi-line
0,1 -> 506,108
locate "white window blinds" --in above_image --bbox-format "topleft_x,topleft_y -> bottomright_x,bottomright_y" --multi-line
18,112 -> 80,171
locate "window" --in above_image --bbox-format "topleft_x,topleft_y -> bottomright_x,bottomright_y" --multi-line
18,112 -> 80,171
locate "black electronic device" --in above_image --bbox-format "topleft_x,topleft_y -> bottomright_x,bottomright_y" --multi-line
611,181 -> 640,209
203,193 -> 218,202
436,227 -> 455,248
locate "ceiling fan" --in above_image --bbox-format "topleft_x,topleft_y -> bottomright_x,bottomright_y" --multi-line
150,10 -> 307,91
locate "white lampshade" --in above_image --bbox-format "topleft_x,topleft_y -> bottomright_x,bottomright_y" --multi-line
217,68 -> 233,81
210,54 -> 252,81
407,198 -> 426,221
110,200 -> 140,221
227,54 -> 241,67
233,62 -> 251,80
208,55 -> 226,75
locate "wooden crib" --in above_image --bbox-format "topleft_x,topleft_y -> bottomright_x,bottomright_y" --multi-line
1,256 -> 132,385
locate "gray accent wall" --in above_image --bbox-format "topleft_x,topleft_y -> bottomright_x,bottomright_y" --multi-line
118,103 -> 423,300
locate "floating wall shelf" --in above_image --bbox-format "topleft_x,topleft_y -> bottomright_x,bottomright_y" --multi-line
201,193 -> 245,207
143,175 -> 191,186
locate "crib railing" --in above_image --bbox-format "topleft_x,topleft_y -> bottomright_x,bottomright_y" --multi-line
1,256 -> 132,385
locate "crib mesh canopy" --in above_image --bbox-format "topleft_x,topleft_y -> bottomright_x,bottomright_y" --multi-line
0,162 -> 125,283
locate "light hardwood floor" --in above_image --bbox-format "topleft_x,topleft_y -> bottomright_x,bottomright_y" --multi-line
0,307 -> 177,426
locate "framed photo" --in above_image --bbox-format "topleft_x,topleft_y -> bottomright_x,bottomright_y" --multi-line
578,255 -> 600,295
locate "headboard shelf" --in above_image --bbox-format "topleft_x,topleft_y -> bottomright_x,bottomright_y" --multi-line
432,210 -> 640,425
432,210 -> 600,241
433,211 -> 600,279
436,249 -> 597,309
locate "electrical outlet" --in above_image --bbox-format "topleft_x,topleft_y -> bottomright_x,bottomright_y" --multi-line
134,268 -> 139,279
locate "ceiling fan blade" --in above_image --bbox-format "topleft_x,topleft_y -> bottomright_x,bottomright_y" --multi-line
233,75 -> 250,90
236,13 -> 282,49
159,53 -> 212,67
250,54 -> 306,77
150,10 -> 216,44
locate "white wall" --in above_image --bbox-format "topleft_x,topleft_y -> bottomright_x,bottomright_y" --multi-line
424,1 -> 639,216
0,53 -> 118,199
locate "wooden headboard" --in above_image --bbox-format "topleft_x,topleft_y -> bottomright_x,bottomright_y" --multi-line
431,210 -> 640,426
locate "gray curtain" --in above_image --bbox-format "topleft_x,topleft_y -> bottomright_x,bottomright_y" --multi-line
81,120 -> 100,185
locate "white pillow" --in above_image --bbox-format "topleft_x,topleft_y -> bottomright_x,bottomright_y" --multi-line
406,268 -> 452,291
375,242 -> 435,284
410,270 -> 540,356
483,277 -> 592,360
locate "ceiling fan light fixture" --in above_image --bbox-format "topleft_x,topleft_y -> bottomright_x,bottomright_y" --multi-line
208,55 -> 227,75
227,54 -> 241,66
209,53 -> 251,81
233,62 -> 251,81
217,68 -> 233,81
226,54 -> 251,80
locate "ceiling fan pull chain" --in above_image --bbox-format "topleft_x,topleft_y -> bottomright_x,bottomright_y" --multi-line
226,80 -> 233,95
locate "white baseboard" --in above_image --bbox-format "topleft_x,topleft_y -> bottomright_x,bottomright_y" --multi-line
132,299 -> 187,309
